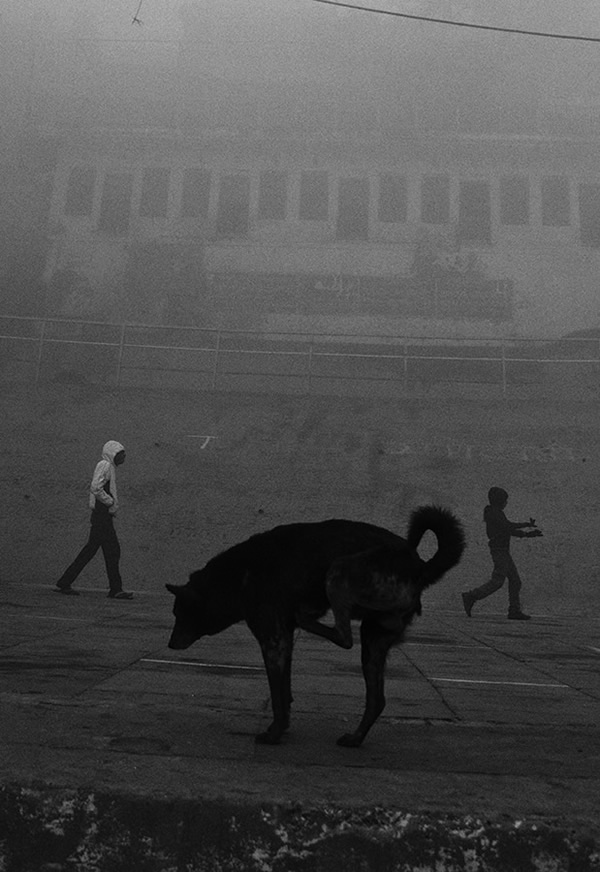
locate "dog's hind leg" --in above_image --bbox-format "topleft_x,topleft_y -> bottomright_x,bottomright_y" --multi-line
254,627 -> 295,745
336,619 -> 403,747
295,569 -> 354,648
296,606 -> 354,649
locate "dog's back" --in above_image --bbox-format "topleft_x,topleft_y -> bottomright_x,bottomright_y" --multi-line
239,518 -> 406,617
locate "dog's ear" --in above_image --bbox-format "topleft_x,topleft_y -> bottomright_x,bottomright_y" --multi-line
165,583 -> 184,596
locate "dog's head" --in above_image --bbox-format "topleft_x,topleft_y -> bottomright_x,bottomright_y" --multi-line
166,575 -> 243,649
165,584 -> 205,649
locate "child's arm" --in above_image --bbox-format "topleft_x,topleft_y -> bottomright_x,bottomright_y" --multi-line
509,519 -> 543,538
508,521 -> 542,538
509,516 -> 538,531
90,460 -> 114,507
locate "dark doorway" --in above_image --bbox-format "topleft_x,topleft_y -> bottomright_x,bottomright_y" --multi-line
336,177 -> 369,240
299,170 -> 329,220
579,183 -> 600,248
216,174 -> 250,238
98,172 -> 133,234
458,180 -> 491,244
181,168 -> 211,219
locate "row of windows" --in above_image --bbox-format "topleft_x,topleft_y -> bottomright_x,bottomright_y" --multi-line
63,166 -> 600,246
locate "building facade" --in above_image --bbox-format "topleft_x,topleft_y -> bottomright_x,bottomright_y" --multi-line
5,1 -> 600,338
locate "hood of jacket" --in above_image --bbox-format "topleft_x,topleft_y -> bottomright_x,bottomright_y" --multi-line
102,441 -> 125,463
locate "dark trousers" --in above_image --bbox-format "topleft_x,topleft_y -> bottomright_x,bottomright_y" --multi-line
58,512 -> 123,594
468,549 -> 522,612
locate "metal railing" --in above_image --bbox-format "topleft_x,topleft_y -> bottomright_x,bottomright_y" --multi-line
1,315 -> 599,397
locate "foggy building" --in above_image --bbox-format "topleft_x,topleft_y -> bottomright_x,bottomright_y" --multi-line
3,0 -> 600,337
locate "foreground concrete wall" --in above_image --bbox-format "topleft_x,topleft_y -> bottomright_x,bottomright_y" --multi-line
1,785 -> 598,872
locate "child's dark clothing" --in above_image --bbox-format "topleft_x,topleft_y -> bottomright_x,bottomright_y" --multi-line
55,440 -> 130,598
484,505 -> 531,551
462,498 -> 540,619
471,549 -> 523,613
56,493 -> 123,595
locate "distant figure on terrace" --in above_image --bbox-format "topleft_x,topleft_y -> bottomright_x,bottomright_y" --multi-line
54,441 -> 133,599
461,487 -> 542,621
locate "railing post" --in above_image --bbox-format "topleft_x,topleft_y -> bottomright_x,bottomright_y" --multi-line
307,335 -> 313,394
116,323 -> 126,388
501,341 -> 507,397
34,319 -> 46,386
212,329 -> 221,390
403,339 -> 408,392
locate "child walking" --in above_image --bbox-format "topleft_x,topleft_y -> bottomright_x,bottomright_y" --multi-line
461,486 -> 542,621
55,440 -> 133,599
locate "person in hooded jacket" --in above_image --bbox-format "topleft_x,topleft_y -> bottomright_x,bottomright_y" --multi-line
55,440 -> 133,599
461,486 -> 542,621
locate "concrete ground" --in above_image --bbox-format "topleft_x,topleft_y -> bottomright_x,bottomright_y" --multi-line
2,382 -> 600,869
1,580 -> 599,871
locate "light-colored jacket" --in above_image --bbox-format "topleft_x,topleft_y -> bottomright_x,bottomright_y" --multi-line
89,441 -> 124,513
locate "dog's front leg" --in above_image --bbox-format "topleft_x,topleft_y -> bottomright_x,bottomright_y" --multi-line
336,619 -> 402,747
255,630 -> 294,744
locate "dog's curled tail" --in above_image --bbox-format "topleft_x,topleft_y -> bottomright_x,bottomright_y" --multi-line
406,505 -> 466,590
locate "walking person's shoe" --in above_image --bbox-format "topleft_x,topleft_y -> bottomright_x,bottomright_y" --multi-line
108,590 -> 134,600
508,610 -> 531,621
461,591 -> 475,617
54,583 -> 80,596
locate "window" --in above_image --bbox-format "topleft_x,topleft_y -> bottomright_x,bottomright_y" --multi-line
541,176 -> 570,226
500,176 -> 529,225
98,172 -> 133,234
258,171 -> 287,220
579,183 -> 600,248
216,174 -> 250,237
65,167 -> 96,217
299,170 -> 329,220
458,180 -> 491,244
378,173 -> 407,223
421,175 -> 450,224
139,168 -> 170,218
181,168 -> 211,218
336,177 -> 370,240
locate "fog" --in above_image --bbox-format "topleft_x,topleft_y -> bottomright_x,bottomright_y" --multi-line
2,1 -> 600,337
3,0 -> 600,141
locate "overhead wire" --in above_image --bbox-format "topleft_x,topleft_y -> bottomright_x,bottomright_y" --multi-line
129,0 -> 600,43
131,0 -> 143,26
310,0 -> 600,43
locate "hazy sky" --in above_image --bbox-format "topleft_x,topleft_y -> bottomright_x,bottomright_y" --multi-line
2,0 -> 600,136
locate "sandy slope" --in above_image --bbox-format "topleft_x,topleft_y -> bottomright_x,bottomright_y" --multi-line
2,383 -> 598,615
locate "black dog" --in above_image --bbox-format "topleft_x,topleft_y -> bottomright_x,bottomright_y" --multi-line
166,506 -> 465,747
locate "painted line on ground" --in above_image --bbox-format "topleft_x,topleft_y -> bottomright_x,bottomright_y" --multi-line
406,643 -> 486,648
141,658 -> 262,671
433,609 -> 563,618
431,677 -> 569,688
184,435 -> 215,448
8,614 -> 89,622
9,583 -> 149,593
589,646 -> 600,654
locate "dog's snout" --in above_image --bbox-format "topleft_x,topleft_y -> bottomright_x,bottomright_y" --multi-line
168,628 -> 196,650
